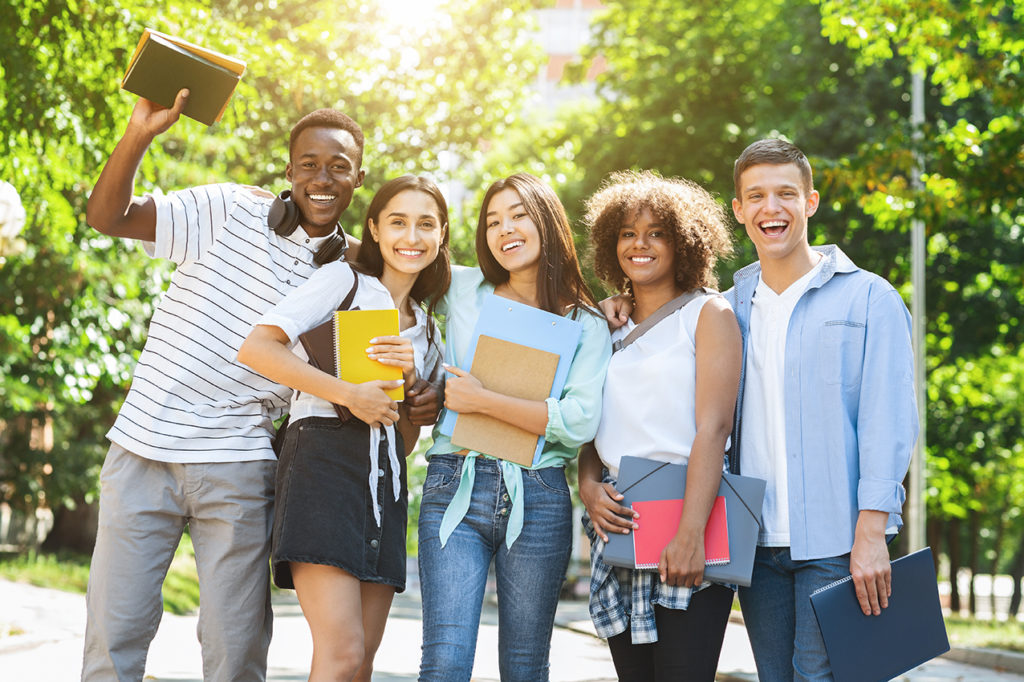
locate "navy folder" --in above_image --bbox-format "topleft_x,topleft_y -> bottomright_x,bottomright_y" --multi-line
810,546 -> 950,682
602,456 -> 766,586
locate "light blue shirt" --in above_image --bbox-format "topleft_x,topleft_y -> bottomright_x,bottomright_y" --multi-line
725,245 -> 918,561
428,266 -> 612,547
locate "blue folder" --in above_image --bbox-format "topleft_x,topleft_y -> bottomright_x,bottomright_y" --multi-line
810,546 -> 950,682
439,294 -> 583,465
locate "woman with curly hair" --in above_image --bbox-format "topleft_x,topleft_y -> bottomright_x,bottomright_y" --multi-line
578,170 -> 741,681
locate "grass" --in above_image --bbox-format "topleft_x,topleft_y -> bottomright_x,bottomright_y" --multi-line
945,615 -> 1024,653
0,549 -> 92,593
0,533 -> 201,615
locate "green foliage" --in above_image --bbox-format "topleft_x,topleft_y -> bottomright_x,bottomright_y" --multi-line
0,0 -> 544,516
0,550 -> 92,593
945,614 -> 1024,653
926,348 -> 1024,559
813,0 -> 1024,361
0,533 -> 201,614
556,0 -> 1024,591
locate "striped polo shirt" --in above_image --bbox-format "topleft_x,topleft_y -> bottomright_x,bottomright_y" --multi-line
107,183 -> 344,463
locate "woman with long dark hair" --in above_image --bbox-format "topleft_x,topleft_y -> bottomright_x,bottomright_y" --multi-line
238,175 -> 450,682
417,172 -> 612,681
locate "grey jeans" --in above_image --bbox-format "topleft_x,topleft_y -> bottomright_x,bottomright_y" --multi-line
82,443 -> 275,681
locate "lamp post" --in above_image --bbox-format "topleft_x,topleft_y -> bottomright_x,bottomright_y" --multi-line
908,69 -> 927,552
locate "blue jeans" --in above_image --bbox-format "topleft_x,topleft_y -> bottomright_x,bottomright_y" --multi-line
417,455 -> 573,682
737,546 -> 849,681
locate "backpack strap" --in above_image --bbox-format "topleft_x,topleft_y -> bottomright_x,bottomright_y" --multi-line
338,275 -> 359,311
611,288 -> 713,353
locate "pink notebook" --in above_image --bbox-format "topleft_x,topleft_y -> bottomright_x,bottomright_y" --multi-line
632,496 -> 730,569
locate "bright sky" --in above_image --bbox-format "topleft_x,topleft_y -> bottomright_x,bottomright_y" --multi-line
377,0 -> 447,27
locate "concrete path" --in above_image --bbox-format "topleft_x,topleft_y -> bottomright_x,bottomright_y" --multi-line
2,575 -> 1023,681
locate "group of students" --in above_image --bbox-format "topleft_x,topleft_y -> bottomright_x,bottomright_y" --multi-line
81,88 -> 916,682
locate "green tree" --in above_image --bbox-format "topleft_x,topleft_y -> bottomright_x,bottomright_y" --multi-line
0,0 -> 545,547
559,0 -> 1023,614
816,0 -> 1024,613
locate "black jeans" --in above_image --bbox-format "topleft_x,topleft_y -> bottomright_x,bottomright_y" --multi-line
606,583 -> 734,682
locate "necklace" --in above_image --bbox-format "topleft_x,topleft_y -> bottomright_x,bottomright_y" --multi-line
497,280 -> 537,307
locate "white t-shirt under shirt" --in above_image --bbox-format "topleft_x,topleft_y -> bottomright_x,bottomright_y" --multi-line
740,257 -> 825,546
107,183 -> 345,464
594,292 -> 719,478
258,260 -> 444,421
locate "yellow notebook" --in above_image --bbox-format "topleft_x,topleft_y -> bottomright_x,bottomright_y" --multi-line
334,309 -> 404,401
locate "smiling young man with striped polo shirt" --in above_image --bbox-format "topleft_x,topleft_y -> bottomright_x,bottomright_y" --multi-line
81,89 -> 367,681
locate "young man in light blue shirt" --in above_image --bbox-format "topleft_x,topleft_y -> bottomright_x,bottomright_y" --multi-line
725,138 -> 917,680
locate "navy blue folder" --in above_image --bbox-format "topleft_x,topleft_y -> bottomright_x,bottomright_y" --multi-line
810,546 -> 950,682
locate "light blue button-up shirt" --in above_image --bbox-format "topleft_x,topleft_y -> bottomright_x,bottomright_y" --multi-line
725,245 -> 918,560
427,266 -> 612,547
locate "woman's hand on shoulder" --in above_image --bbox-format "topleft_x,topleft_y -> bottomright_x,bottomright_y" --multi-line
579,477 -> 637,544
598,292 -> 632,330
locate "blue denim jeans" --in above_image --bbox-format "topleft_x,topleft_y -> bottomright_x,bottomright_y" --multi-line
737,546 -> 849,681
417,455 -> 573,682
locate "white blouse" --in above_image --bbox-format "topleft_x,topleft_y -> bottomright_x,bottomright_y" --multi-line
258,260 -> 443,423
594,292 -> 719,478
257,261 -> 444,527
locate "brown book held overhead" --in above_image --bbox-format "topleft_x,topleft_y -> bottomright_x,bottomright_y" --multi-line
450,335 -> 559,467
121,29 -> 246,126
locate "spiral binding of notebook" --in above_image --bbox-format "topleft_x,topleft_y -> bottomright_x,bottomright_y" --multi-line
810,574 -> 854,597
332,311 -> 343,379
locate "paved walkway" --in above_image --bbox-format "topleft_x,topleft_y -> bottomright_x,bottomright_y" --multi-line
2,573 -> 1023,681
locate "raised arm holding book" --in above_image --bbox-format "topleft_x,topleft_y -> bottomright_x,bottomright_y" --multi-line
85,89 -> 189,240
81,97 -> 372,681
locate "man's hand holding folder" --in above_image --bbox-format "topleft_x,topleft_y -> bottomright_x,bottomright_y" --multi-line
849,509 -> 893,616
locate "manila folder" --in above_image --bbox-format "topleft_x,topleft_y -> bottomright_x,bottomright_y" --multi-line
451,335 -> 558,467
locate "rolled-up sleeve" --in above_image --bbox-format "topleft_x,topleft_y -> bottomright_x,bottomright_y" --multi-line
544,310 -> 612,448
856,286 -> 917,513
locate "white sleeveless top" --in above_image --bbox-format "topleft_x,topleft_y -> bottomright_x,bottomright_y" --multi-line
594,293 -> 718,478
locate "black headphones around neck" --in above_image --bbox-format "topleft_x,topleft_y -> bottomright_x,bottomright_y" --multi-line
268,190 -> 348,265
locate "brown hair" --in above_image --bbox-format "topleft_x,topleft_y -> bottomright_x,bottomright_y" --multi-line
356,175 -> 451,345
733,138 -> 813,198
585,170 -> 733,294
476,173 -> 598,317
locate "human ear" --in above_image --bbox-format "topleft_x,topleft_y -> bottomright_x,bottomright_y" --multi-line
368,219 -> 379,242
805,190 -> 820,217
731,197 -> 744,224
285,163 -> 293,182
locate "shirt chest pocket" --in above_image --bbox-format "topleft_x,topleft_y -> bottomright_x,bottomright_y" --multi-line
819,320 -> 865,387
